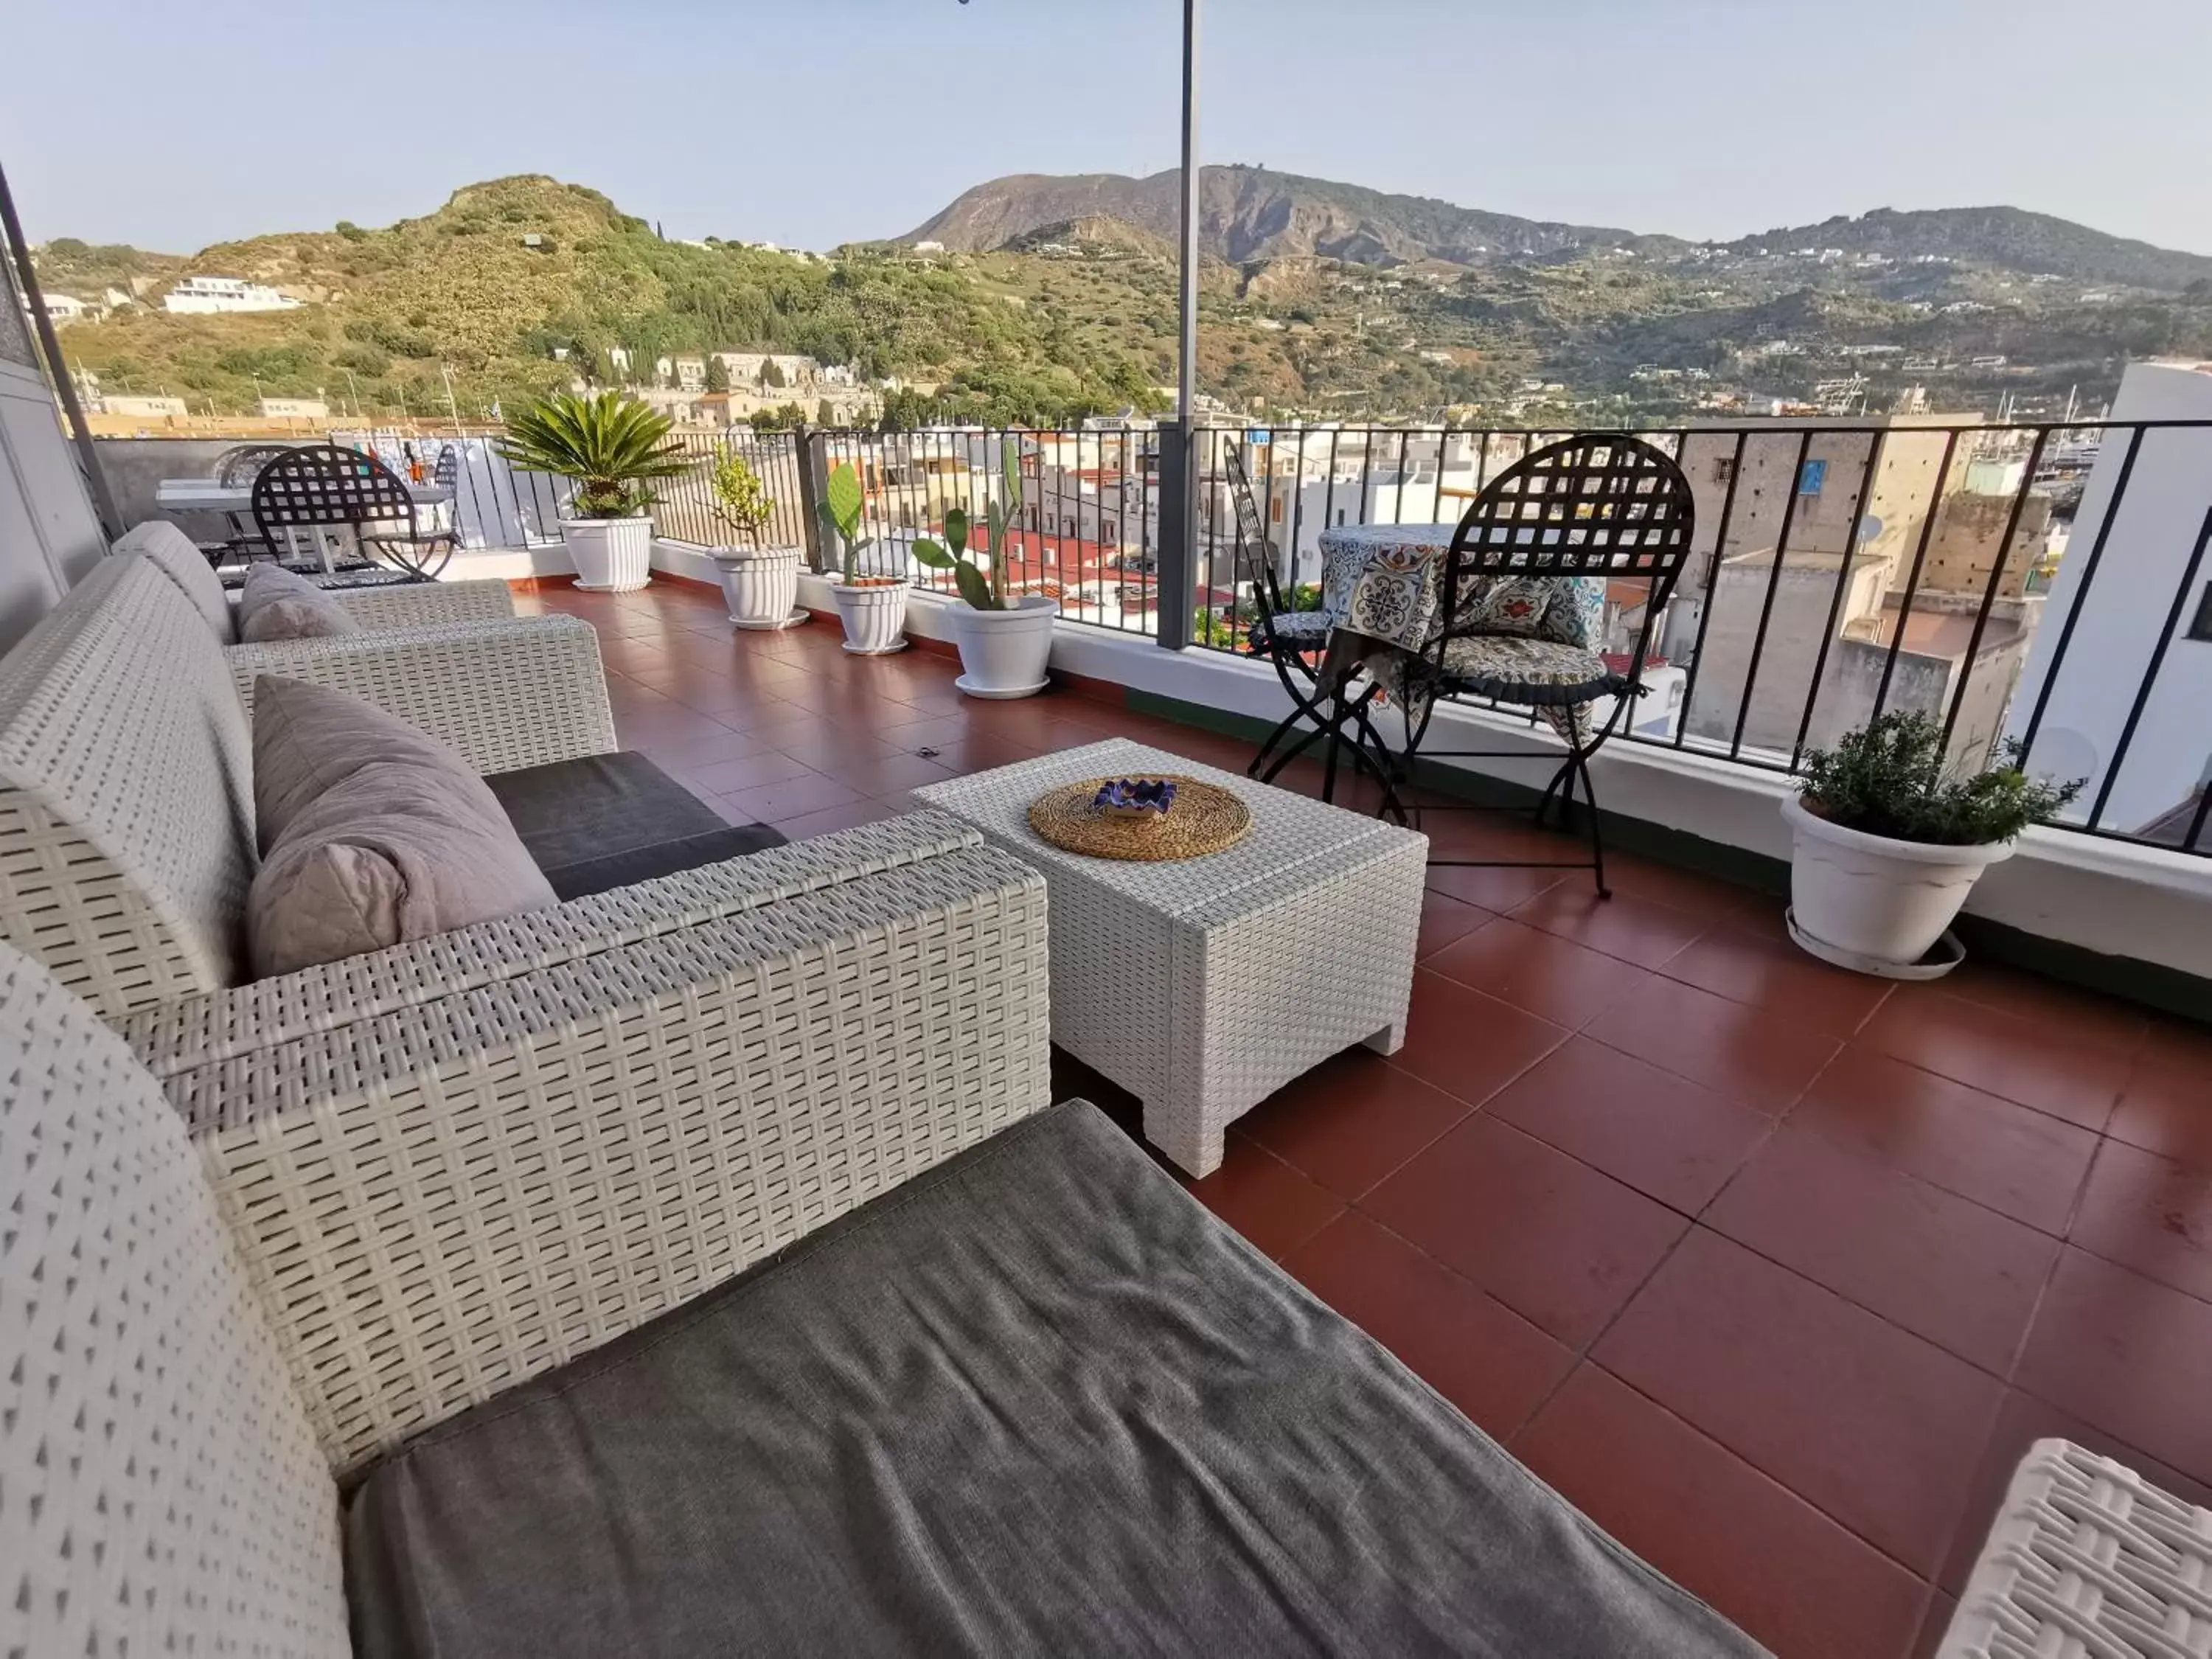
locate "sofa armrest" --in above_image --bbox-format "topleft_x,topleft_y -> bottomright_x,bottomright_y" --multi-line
333,578 -> 516,629
226,614 -> 615,774
161,841 -> 1052,1473
119,810 -> 989,1074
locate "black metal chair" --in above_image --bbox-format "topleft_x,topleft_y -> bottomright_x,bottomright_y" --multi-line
1374,434 -> 1695,897
1222,448 -> 1397,800
251,445 -> 454,582
192,443 -> 299,569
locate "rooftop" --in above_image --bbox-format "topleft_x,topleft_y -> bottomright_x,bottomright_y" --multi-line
524,574 -> 2212,1659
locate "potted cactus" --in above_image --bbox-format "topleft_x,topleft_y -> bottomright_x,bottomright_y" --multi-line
706,447 -> 803,630
495,391 -> 689,592
818,460 -> 908,653
913,437 -> 1059,697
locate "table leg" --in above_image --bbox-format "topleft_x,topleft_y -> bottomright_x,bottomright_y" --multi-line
1143,1098 -> 1225,1179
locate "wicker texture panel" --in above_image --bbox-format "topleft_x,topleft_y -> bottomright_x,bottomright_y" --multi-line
0,945 -> 349,1656
172,843 -> 1051,1471
334,577 -> 516,628
1942,1437 -> 2212,1658
0,556 -> 254,1018
121,812 -> 988,1076
916,739 -> 1426,1175
226,613 -> 617,776
116,518 -> 238,639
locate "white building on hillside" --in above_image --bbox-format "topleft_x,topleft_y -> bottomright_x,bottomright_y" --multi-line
164,276 -> 301,314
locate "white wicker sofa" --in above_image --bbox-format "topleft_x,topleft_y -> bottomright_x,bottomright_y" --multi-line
0,551 -> 1053,1470
119,518 -> 609,774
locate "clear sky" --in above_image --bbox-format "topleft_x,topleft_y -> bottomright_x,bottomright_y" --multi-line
7,0 -> 2209,256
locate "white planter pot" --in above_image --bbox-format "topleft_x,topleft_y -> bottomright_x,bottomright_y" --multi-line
1782,793 -> 2012,974
709,544 -> 804,630
830,582 -> 909,654
950,595 -> 1059,698
562,515 -> 653,592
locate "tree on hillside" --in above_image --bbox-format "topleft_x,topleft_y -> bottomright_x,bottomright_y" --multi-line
760,357 -> 786,389
816,398 -> 835,426
704,354 -> 730,392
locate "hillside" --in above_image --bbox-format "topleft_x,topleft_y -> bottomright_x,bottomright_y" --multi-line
1723,206 -> 2212,293
904,164 -> 1670,266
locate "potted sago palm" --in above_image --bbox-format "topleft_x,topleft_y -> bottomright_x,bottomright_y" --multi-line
1785,711 -> 2081,977
913,435 -> 1058,697
817,461 -> 908,653
706,446 -> 802,629
496,391 -> 689,592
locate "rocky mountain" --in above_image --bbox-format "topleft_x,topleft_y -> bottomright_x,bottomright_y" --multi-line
903,165 -> 1672,267
1722,206 -> 2212,293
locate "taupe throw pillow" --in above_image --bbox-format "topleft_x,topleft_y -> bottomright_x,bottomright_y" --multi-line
247,676 -> 556,978
237,562 -> 361,643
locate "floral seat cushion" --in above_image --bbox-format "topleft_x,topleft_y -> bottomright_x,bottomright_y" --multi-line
1251,609 -> 1331,649
1431,633 -> 1623,706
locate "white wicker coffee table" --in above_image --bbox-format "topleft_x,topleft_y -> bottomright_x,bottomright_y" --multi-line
914,738 -> 1428,1176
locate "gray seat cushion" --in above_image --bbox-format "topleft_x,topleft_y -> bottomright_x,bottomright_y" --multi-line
484,751 -> 785,900
344,1102 -> 1763,1658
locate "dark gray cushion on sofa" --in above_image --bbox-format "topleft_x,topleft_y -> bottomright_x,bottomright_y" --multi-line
343,1102 -> 1765,1658
484,750 -> 785,900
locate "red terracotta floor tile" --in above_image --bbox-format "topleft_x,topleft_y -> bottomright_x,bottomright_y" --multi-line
1585,975 -> 1842,1115
1482,1037 -> 1775,1214
1425,917 -> 1652,1030
1789,1046 -> 2100,1237
1414,890 -> 1494,961
612,705 -> 743,749
1234,1051 -> 1472,1200
803,749 -> 963,796
1658,925 -> 1896,1039
2015,1249 -> 2212,1487
1506,882 -> 1715,970
771,798 -> 903,840
639,728 -> 778,771
1899,963 -> 2149,1056
1281,1210 -> 1573,1441
1911,1593 -> 1958,1659
1422,860 -> 1573,915
1703,1124 -> 2062,1375
1183,1137 -> 1345,1261
1596,1228 -> 2005,1575
717,771 -> 864,825
1513,1364 -> 1928,1659
921,734 -> 1051,775
1858,990 -> 2137,1132
1386,969 -> 1568,1107
687,748 -> 815,795
1933,1387 -> 2212,1597
2066,1138 -> 2212,1303
2107,1040 -> 2212,1175
1361,1113 -> 1688,1346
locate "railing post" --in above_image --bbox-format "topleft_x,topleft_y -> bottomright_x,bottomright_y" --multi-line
1155,417 -> 1196,649
793,424 -> 828,573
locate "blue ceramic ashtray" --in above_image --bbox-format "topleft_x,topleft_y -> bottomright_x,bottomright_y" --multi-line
1094,777 -> 1178,820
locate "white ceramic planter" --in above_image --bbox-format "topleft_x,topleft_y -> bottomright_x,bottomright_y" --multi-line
831,582 -> 909,654
710,544 -> 804,630
562,515 -> 653,593
1783,793 -> 2011,974
951,595 -> 1059,698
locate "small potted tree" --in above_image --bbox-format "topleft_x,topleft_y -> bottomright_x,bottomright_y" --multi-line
496,391 -> 689,592
706,447 -> 803,630
818,461 -> 908,653
912,437 -> 1058,697
1784,712 -> 2081,977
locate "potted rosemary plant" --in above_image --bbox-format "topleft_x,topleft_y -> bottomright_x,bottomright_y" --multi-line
913,437 -> 1058,697
1785,712 -> 2081,976
817,461 -> 908,653
495,392 -> 688,592
706,446 -> 803,630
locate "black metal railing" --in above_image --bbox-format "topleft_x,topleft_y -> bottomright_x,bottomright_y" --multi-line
644,431 -> 812,552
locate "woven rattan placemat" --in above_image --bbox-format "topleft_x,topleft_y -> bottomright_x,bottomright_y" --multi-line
1026,775 -> 1252,862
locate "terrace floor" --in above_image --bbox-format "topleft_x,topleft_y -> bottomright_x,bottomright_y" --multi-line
521,576 -> 2212,1659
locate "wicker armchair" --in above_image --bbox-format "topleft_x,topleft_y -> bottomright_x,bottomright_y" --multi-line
0,554 -> 1054,1472
119,518 -> 605,773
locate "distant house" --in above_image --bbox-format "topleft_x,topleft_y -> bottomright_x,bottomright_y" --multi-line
912,240 -> 946,254
101,393 -> 188,419
35,292 -> 89,324
164,276 -> 301,314
257,396 -> 329,420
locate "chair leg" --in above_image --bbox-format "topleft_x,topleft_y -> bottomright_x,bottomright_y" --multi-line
1572,745 -> 1610,899
1248,704 -> 1310,779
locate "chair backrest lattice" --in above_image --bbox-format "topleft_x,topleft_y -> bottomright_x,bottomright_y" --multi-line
1223,446 -> 1293,622
1441,433 -> 1695,635
212,443 -> 296,489
251,443 -> 420,537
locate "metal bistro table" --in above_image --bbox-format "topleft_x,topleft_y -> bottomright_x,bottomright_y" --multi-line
1304,522 -> 1607,790
156,476 -> 452,574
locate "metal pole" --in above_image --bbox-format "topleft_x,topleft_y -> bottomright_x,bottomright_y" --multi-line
1152,0 -> 1203,650
0,156 -> 122,538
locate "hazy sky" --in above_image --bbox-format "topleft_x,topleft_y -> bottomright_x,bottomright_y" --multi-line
7,0 -> 2209,256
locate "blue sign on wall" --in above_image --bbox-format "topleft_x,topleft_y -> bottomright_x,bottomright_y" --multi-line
1798,459 -> 1828,495
1246,429 -> 1272,445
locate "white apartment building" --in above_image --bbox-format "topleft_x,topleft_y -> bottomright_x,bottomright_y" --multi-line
2005,360 -> 2212,844
164,276 -> 301,314
257,396 -> 329,420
